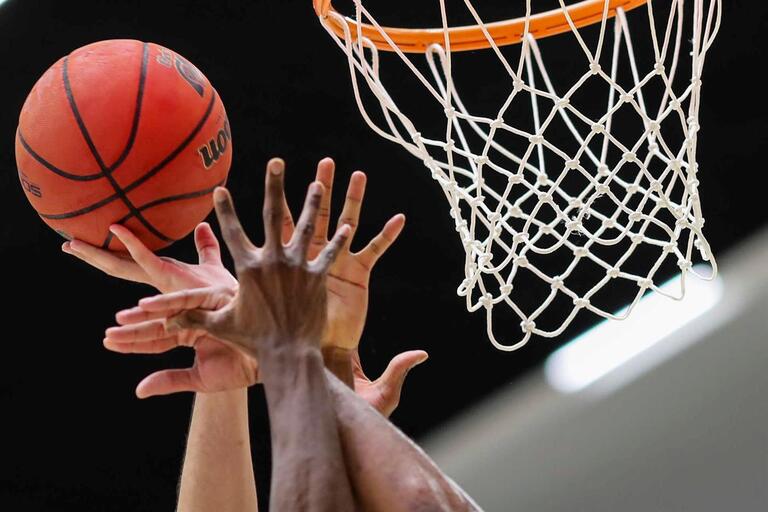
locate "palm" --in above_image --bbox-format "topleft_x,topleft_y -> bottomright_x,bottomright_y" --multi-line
154,257 -> 236,294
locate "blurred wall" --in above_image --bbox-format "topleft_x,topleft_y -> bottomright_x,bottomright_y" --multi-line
424,229 -> 768,512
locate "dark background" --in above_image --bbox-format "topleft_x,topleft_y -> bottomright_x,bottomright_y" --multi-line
0,0 -> 764,510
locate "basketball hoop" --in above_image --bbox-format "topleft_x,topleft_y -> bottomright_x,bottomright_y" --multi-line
315,0 -> 722,351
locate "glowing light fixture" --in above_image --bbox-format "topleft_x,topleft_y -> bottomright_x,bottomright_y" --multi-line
545,271 -> 724,394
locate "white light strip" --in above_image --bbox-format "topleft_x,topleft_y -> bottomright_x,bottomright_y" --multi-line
544,271 -> 724,394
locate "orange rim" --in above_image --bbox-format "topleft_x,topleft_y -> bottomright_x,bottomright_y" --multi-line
314,0 -> 648,53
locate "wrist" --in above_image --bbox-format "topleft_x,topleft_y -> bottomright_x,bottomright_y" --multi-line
321,346 -> 354,389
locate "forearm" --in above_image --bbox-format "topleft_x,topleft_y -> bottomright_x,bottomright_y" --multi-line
326,370 -> 481,512
260,345 -> 356,512
177,389 -> 258,512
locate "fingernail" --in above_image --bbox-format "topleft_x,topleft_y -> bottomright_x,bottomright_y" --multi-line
109,225 -> 119,235
268,158 -> 284,175
61,242 -> 71,252
213,187 -> 227,203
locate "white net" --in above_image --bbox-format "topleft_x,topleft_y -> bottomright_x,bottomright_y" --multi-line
319,0 -> 722,350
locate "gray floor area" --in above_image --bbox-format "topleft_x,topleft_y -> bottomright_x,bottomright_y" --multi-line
424,229 -> 768,512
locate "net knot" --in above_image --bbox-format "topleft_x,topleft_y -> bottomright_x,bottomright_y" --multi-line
468,195 -> 485,208
520,320 -> 536,333
621,92 -> 634,104
573,247 -> 588,258
607,267 -> 621,279
508,205 -> 524,218
602,218 -> 617,229
537,192 -> 553,204
566,219 -> 582,232
528,134 -> 544,144
490,117 -> 505,130
536,173 -> 549,185
596,183 -> 610,195
638,278 -> 653,289
513,232 -> 528,244
623,151 -> 638,163
631,233 -> 645,244
678,259 -> 693,271
597,164 -> 611,177
649,180 -> 662,192
550,277 -> 564,290
444,106 -> 457,118
663,243 -> 677,254
589,61 -> 602,75
508,174 -> 524,185
654,62 -> 666,75
565,159 -> 580,170
591,122 -> 606,134
514,256 -> 529,268
500,284 -> 513,296
573,298 -> 590,309
480,293 -> 494,307
513,78 -> 525,92
629,211 -> 643,222
474,155 -> 490,166
556,98 -> 570,109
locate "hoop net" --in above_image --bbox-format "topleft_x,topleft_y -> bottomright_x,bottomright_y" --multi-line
318,0 -> 722,351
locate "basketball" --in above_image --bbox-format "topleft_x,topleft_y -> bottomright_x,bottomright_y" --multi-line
15,39 -> 232,251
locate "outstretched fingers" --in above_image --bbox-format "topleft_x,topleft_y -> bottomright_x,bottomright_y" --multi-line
108,224 -> 165,276
137,287 -> 234,315
262,158 -> 288,254
213,187 -> 256,264
62,239 -> 146,283
312,157 -> 335,245
337,171 -> 367,249
357,213 -> 406,269
313,224 -> 352,273
290,181 -> 325,261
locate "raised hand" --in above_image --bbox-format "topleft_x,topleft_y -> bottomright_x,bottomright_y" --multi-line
304,159 -> 429,415
62,222 -> 237,294
107,159 -> 350,389
164,168 -> 351,357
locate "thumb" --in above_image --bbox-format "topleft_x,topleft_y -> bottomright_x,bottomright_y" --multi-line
194,222 -> 223,265
136,368 -> 201,398
376,350 -> 428,412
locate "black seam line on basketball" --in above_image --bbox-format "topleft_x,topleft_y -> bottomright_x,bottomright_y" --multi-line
100,180 -> 225,249
19,44 -> 148,183
62,55 -> 172,243
39,90 -> 218,221
107,42 -> 149,172
17,131 -> 103,181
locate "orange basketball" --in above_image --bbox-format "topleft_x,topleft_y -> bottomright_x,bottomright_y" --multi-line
15,39 -> 232,251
